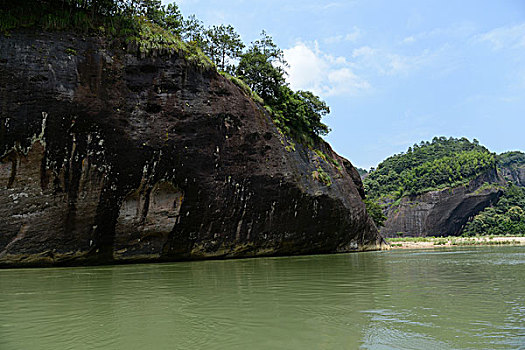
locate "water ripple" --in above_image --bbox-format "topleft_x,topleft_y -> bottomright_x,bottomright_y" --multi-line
0,246 -> 523,349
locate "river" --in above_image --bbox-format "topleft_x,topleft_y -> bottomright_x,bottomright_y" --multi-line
0,246 -> 523,349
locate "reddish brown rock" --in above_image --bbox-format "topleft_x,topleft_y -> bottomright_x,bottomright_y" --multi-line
0,30 -> 385,267
380,169 -> 504,237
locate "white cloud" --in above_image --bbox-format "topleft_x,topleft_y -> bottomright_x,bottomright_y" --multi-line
352,45 -> 377,58
477,23 -> 525,50
284,1 -> 357,13
319,2 -> 345,10
399,23 -> 477,46
283,42 -> 370,97
402,36 -> 415,44
324,26 -> 362,44
352,45 -> 435,76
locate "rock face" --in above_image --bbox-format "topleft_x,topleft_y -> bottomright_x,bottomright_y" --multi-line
501,165 -> 525,187
0,31 -> 385,267
380,169 -> 504,237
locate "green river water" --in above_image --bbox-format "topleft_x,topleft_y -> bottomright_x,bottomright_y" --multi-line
0,246 -> 524,349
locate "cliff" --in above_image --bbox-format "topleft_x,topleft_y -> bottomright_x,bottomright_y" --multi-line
499,151 -> 525,187
0,30 -> 385,267
501,166 -> 525,187
380,168 -> 505,237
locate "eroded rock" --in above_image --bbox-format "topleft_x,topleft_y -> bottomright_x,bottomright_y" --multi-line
0,30 -> 385,267
380,169 -> 505,237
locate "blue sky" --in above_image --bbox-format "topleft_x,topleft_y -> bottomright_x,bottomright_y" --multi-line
162,0 -> 525,169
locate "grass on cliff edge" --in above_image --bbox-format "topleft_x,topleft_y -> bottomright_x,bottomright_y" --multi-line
1,0 -> 331,163
219,72 -> 264,104
0,3 -> 213,70
0,2 -> 271,107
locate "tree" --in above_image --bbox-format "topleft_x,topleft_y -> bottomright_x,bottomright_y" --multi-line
364,199 -> 387,227
141,0 -> 164,24
162,3 -> 183,36
236,47 -> 286,103
251,30 -> 286,64
270,86 -> 329,139
294,90 -> 330,136
236,31 -> 288,103
236,31 -> 330,140
203,24 -> 244,72
181,14 -> 205,44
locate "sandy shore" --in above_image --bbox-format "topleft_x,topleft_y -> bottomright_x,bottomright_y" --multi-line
387,236 -> 525,249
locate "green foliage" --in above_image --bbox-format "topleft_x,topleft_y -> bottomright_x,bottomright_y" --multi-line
251,30 -> 286,62
312,166 -> 332,186
127,16 -> 184,53
183,40 -> 214,69
160,3 -> 184,36
236,31 -> 330,143
135,0 -> 165,25
462,184 -> 525,236
497,151 -> 525,170
363,137 -> 496,201
364,199 -> 387,227
236,45 -> 287,104
313,149 -> 341,170
180,14 -> 205,44
65,47 -> 77,55
1,0 -> 330,142
203,24 -> 244,72
291,90 -> 330,136
271,86 -> 330,143
219,72 -> 264,104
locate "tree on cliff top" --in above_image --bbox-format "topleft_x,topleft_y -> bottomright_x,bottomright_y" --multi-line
203,24 -> 244,73
236,31 -> 330,141
236,47 -> 286,104
1,0 -> 331,142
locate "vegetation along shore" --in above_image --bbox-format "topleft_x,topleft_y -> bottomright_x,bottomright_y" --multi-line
387,235 -> 525,249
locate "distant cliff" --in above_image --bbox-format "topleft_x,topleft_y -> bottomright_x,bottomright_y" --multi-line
0,30 -> 385,267
499,151 -> 525,186
380,169 -> 504,237
362,137 -> 522,237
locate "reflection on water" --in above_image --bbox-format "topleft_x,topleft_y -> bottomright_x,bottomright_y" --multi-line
0,247 -> 523,349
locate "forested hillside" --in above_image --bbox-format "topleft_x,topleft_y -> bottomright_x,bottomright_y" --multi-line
462,184 -> 525,236
1,0 -> 330,146
363,137 -> 495,201
498,151 -> 525,173
461,152 -> 525,236
363,138 -> 525,236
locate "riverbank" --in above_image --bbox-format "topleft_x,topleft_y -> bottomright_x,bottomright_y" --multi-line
387,236 -> 525,249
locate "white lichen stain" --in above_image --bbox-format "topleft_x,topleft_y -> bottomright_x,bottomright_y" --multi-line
9,193 -> 29,201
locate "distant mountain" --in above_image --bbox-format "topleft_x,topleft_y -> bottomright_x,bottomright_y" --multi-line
363,137 -> 524,237
364,137 -> 495,201
356,167 -> 369,177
